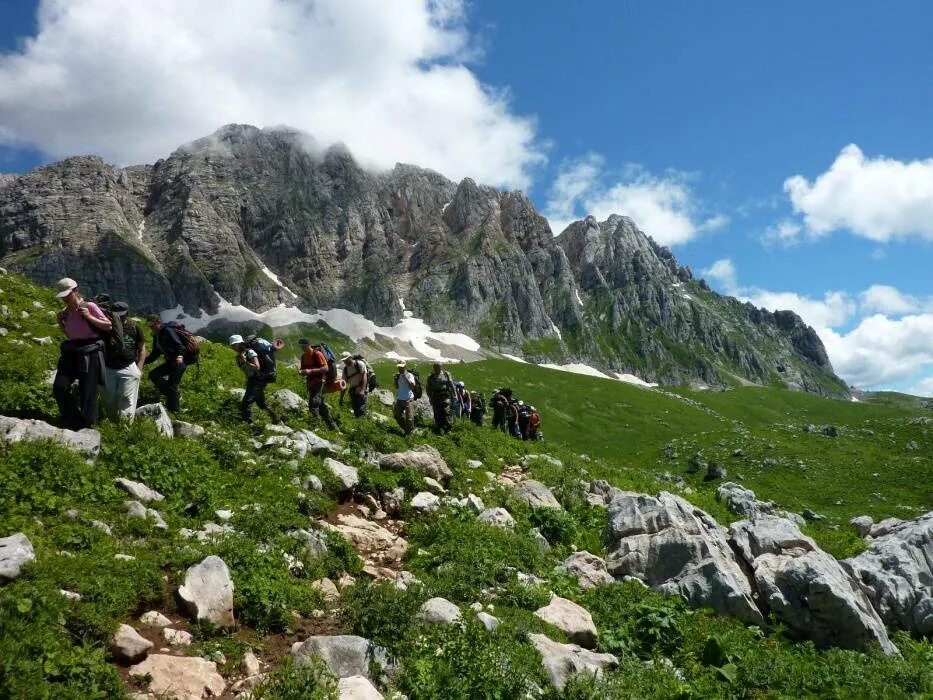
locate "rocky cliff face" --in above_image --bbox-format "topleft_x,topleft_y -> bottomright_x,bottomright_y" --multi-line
0,124 -> 847,396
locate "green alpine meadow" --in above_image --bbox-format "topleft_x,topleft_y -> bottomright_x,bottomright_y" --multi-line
0,271 -> 930,699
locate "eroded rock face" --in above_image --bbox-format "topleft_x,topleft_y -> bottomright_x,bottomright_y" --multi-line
128,654 -> 225,700
378,445 -> 452,481
730,516 -> 898,655
842,511 -> 933,636
319,514 -> 407,566
0,532 -> 35,582
605,491 -> 763,625
177,556 -> 235,627
528,633 -> 618,692
0,416 -> 100,457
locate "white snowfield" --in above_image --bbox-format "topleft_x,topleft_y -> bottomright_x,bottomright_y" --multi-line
260,266 -> 298,299
163,296 -> 479,362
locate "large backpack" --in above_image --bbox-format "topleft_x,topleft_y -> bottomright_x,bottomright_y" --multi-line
163,321 -> 200,360
473,392 -> 486,414
409,368 -> 423,400
247,336 -> 277,383
91,295 -> 131,366
318,342 -> 338,383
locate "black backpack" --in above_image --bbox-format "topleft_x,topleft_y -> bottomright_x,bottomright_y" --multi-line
366,368 -> 379,392
473,392 -> 486,414
247,336 -> 277,383
409,369 -> 423,400
92,295 -> 132,366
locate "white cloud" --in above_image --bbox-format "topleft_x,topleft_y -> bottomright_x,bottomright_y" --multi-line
761,219 -> 801,247
784,144 -> 933,241
545,155 -> 725,244
700,260 -> 933,390
909,376 -> 933,397
0,0 -> 543,188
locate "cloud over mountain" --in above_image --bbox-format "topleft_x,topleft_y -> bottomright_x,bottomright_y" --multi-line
0,0 -> 543,188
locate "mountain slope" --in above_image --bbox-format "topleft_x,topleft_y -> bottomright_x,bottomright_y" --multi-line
0,124 -> 845,395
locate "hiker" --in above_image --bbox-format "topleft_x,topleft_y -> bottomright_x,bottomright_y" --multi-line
52,277 -> 111,428
230,334 -> 278,425
454,381 -> 471,419
507,396 -> 521,438
490,388 -> 510,432
298,338 -> 336,430
470,391 -> 486,427
340,351 -> 369,418
100,301 -> 146,421
393,361 -> 417,435
517,401 -> 532,440
426,361 -> 455,433
144,316 -> 197,414
528,405 -> 541,441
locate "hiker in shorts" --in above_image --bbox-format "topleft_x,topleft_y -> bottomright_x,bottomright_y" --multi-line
144,316 -> 195,414
393,361 -> 416,435
230,334 -> 278,426
53,277 -> 111,428
340,351 -> 368,418
426,361 -> 455,433
100,301 -> 146,421
298,338 -> 336,430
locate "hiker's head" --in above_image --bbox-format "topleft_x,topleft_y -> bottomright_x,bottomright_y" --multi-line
112,301 -> 129,318
503,387 -> 513,398
229,334 -> 246,350
455,381 -> 465,389
55,277 -> 80,308
340,351 -> 353,364
396,362 -> 406,372
298,338 -> 311,351
146,315 -> 163,331
432,362 -> 442,374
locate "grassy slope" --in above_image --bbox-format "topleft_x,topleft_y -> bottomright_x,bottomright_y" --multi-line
1,272 -> 931,699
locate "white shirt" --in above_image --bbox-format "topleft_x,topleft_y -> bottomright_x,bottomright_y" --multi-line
396,371 -> 415,401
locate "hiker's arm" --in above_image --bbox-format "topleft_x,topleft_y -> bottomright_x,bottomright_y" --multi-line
145,335 -> 161,364
136,340 -> 147,371
81,304 -> 112,332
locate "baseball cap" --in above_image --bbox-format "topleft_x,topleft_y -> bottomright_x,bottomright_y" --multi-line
298,338 -> 310,346
55,277 -> 78,298
229,334 -> 244,346
112,301 -> 129,316
340,351 -> 352,360
396,361 -> 406,368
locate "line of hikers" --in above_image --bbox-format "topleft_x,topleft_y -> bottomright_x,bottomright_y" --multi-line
50,277 -> 541,441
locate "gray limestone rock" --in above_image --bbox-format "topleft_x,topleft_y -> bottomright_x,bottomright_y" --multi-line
325,458 -> 359,491
379,445 -> 452,481
605,491 -> 763,625
560,551 -> 615,590
731,516 -> 898,655
274,389 -> 306,412
534,596 -> 598,648
528,633 -> 618,692
418,597 -> 461,625
115,477 -> 164,503
513,480 -> 562,510
0,533 -> 35,581
171,420 -> 205,439
477,507 -> 515,529
177,556 -> 235,627
476,611 -> 500,632
850,515 -> 874,537
337,676 -> 384,700
842,511 -> 933,636
135,403 -> 174,438
410,492 -> 440,513
0,416 -> 100,458
110,624 -> 154,663
129,654 -> 225,699
291,635 -> 375,678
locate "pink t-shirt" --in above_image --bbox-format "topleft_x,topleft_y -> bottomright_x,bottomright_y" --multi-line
62,301 -> 107,340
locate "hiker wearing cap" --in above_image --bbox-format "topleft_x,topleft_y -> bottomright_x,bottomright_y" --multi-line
144,316 -> 198,414
230,334 -> 278,426
393,362 -> 417,435
426,361 -> 455,434
52,277 -> 111,428
99,301 -> 147,421
298,339 -> 336,430
453,381 -> 471,420
529,406 -> 541,441
339,351 -> 369,418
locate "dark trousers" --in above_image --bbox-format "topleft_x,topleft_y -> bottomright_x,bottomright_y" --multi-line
431,397 -> 452,433
53,353 -> 102,428
492,410 -> 506,432
349,390 -> 368,417
308,382 -> 336,429
149,361 -> 187,412
242,375 -> 274,422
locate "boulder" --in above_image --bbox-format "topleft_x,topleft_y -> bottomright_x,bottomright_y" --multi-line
338,675 -> 384,700
842,511 -> 933,636
163,628 -> 194,646
135,403 -> 174,438
373,389 -> 394,406
313,578 -> 341,603
477,507 -> 515,529
422,476 -> 446,494
528,633 -> 618,692
0,416 -> 100,458
534,596 -> 598,648
177,556 -> 235,627
731,516 -> 898,655
325,458 -> 359,491
716,482 -> 802,523
292,635 -> 374,678
172,420 -> 205,439
139,610 -> 172,627
319,515 -> 407,566
110,623 -> 153,663
129,654 -> 225,700
289,528 -> 330,557
850,515 -> 874,538
560,551 -> 615,590
418,597 -> 461,625
476,611 -> 500,631
0,532 -> 35,581
274,388 -> 306,412
241,650 -> 261,677
264,429 -> 337,458
605,491 -> 763,625
465,494 -> 485,513
410,491 -> 440,513
514,480 -> 562,510
116,478 -> 164,503
378,445 -> 452,481
381,487 -> 404,515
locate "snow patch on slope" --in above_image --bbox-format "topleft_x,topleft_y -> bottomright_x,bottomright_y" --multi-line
614,372 -> 659,388
260,266 -> 299,299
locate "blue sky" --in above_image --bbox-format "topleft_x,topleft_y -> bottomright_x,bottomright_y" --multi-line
1,1 -> 932,394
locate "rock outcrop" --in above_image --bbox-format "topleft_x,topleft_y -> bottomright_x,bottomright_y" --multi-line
128,654 -> 225,700
177,556 -> 235,627
528,633 -> 619,692
0,532 -> 34,582
0,416 -> 100,457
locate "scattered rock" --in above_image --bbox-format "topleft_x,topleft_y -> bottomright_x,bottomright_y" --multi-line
704,461 -> 726,481
522,454 -> 563,468
289,528 -> 330,557
410,491 -> 440,513
528,633 -> 618,692
264,429 -> 337,458
418,597 -> 461,625
606,491 -> 764,625
241,650 -> 261,677
135,403 -> 174,438
422,476 -> 446,494
59,589 -> 82,601
116,478 -> 164,503
730,516 -> 897,655
531,527 -> 551,552
303,475 -> 324,491
802,508 -> 825,522
177,556 -> 235,627
560,551 -> 614,590
178,522 -> 235,543
373,389 -> 394,406
850,515 -> 874,537
337,675 -> 384,700
110,624 -> 153,663
32,335 -> 53,345
0,416 -> 100,457
379,445 -> 452,481
821,425 -> 838,437
325,458 -> 360,491
172,420 -> 205,439
163,628 -> 193,646
467,459 -> 483,469
140,611 -> 173,627
513,480 -> 562,510
0,532 -> 35,581
476,611 -> 500,631
274,388 -> 306,412
129,654 -> 225,700
842,511 -> 933,636
465,494 -> 485,513
90,520 -> 112,535
534,596 -> 598,648
292,635 -> 376,678
319,515 -> 407,566
381,487 -> 404,516
477,507 -> 515,529
313,578 -> 341,603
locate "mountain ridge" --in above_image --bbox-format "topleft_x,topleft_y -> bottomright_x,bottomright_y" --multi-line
0,124 -> 847,396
